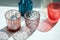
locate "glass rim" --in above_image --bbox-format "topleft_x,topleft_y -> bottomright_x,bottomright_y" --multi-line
5,9 -> 21,21
48,2 -> 60,10
24,10 -> 40,20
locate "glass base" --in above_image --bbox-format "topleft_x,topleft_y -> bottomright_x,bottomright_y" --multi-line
7,26 -> 21,32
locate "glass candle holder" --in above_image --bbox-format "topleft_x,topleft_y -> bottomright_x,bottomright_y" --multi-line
5,9 -> 21,32
24,11 -> 40,32
47,2 -> 60,22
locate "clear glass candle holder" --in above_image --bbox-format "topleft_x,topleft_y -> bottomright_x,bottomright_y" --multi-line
24,11 -> 40,32
5,9 -> 21,32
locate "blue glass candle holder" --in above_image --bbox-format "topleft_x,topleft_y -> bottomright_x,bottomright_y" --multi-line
18,0 -> 33,16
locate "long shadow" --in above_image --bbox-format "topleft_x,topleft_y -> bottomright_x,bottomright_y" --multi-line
38,18 -> 58,32
0,17 -> 37,40
0,24 -> 36,40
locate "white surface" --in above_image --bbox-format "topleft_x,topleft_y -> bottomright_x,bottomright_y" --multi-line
28,21 -> 60,40
0,6 -> 60,40
0,31 -> 9,40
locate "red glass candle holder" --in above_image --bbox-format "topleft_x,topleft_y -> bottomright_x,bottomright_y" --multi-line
24,11 -> 40,32
47,2 -> 60,22
5,9 -> 21,32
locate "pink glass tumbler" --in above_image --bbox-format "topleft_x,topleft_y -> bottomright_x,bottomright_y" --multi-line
5,9 -> 21,32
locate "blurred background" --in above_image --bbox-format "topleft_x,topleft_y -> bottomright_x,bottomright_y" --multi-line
0,0 -> 60,8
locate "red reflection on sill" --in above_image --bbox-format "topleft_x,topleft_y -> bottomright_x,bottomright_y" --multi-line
38,18 -> 58,32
